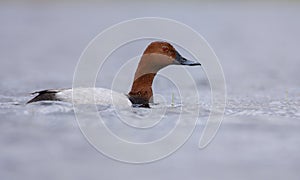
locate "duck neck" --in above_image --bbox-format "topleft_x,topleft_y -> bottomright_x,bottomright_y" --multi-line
128,73 -> 156,107
128,53 -> 169,107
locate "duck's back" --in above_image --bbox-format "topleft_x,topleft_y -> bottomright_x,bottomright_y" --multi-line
27,88 -> 131,107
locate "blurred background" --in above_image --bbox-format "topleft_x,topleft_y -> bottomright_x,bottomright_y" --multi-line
0,0 -> 299,180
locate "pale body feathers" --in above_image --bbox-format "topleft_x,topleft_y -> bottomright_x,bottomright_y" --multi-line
56,88 -> 131,107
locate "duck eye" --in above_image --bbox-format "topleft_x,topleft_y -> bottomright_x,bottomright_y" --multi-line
162,46 -> 169,52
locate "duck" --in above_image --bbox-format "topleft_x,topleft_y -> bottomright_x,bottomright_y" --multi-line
27,41 -> 201,108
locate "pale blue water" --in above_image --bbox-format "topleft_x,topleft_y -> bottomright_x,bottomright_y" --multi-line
0,2 -> 300,180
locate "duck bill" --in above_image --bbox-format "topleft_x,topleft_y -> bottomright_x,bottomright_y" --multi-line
175,51 -> 201,66
180,58 -> 201,66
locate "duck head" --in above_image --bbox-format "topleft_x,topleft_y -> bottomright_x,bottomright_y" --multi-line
128,41 -> 201,107
139,41 -> 201,72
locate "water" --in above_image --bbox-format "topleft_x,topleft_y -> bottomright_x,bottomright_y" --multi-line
1,2 -> 300,180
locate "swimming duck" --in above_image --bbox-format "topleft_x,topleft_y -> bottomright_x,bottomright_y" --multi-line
27,41 -> 201,107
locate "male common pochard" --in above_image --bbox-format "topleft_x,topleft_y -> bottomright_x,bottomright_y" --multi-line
27,41 -> 201,107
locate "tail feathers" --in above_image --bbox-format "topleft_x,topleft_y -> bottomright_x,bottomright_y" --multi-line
27,89 -> 61,104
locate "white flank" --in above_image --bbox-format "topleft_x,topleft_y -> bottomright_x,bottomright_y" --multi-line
56,88 -> 131,107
